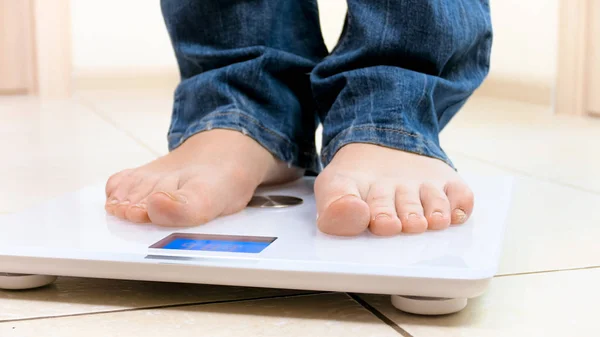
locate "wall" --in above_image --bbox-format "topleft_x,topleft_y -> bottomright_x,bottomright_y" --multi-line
588,0 -> 600,115
71,0 -> 559,98
0,0 -> 35,93
70,0 -> 176,74
489,0 -> 558,84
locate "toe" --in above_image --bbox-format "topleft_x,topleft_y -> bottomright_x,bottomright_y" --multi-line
395,185 -> 428,233
105,171 -> 138,217
105,169 -> 132,198
147,177 -> 225,227
445,180 -> 475,225
366,183 -> 402,236
121,176 -> 160,223
125,203 -> 150,223
126,176 -> 159,205
143,175 -> 181,226
314,172 -> 370,236
420,183 -> 451,230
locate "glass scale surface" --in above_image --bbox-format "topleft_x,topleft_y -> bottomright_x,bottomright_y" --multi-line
0,175 -> 513,315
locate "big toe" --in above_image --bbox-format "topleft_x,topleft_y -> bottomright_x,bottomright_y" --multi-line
315,173 -> 370,236
146,178 -> 230,227
146,191 -> 194,227
445,180 -> 475,225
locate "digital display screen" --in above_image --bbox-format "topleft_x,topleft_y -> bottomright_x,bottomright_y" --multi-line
150,233 -> 276,254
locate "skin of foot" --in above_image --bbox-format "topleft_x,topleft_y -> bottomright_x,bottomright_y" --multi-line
104,129 -> 303,227
314,143 -> 474,236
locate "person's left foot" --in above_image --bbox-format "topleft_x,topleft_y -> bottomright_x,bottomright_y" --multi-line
314,143 -> 474,236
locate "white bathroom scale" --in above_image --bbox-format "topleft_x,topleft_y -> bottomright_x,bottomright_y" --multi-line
0,175 -> 513,315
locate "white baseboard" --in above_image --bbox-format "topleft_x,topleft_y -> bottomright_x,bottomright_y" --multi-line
73,68 -> 180,91
474,75 -> 553,106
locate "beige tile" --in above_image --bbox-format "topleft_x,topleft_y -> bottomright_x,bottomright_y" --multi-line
360,268 -> 599,337
75,88 -> 175,156
1,293 -> 399,337
444,153 -> 600,275
447,151 -> 509,176
496,176 -> 600,274
0,96 -> 157,213
0,277 -> 314,322
441,96 -> 600,193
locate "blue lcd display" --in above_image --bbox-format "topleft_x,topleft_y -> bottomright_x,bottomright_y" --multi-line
160,237 -> 272,253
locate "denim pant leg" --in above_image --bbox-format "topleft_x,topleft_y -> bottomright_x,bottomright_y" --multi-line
311,0 -> 493,168
160,0 -> 328,173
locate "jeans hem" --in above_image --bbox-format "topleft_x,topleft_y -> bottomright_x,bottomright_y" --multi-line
167,110 -> 321,174
321,125 -> 455,169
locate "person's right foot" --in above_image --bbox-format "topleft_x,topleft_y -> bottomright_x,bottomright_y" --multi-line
105,129 -> 303,227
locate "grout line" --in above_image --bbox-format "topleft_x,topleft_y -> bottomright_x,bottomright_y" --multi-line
0,291 -> 328,324
450,150 -> 600,196
74,94 -> 163,158
495,265 -> 600,278
348,294 -> 413,337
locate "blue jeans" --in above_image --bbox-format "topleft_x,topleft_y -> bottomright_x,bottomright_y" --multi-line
161,0 -> 492,174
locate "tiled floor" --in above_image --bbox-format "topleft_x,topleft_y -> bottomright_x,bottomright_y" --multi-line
1,87 -> 598,336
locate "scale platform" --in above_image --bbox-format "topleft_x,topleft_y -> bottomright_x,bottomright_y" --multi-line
0,175 -> 512,315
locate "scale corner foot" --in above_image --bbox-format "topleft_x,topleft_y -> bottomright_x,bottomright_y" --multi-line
0,273 -> 57,290
390,295 -> 468,315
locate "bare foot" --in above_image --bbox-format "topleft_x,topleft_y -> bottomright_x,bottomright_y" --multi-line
105,130 -> 303,227
315,143 -> 474,236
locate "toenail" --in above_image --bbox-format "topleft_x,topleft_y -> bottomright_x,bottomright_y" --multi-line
432,211 -> 444,218
107,198 -> 119,205
333,194 -> 360,203
453,209 -> 467,223
131,203 -> 147,210
374,213 -> 391,221
119,200 -> 130,206
156,191 -> 187,204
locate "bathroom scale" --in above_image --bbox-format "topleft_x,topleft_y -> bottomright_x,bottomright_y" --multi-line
0,175 -> 513,315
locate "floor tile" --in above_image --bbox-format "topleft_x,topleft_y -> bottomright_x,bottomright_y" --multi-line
1,293 -> 400,337
441,96 -> 600,193
0,96 -> 157,213
359,268 -> 599,337
0,277 -> 314,322
445,153 -> 600,275
75,88 -> 175,156
495,176 -> 600,274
